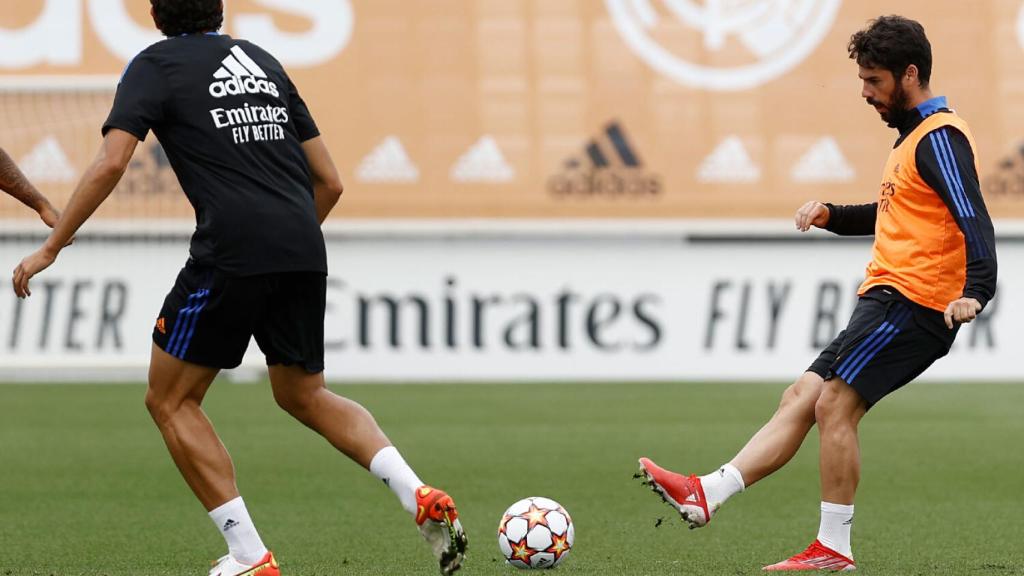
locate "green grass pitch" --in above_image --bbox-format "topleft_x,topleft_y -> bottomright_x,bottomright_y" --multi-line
1,382 -> 1022,575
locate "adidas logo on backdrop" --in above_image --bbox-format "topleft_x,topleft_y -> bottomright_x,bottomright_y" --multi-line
19,136 -> 76,184
450,136 -> 515,183
209,46 -> 279,99
697,136 -> 760,183
357,136 -> 420,183
548,121 -> 661,197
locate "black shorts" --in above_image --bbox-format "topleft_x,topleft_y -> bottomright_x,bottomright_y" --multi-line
153,260 -> 326,373
808,290 -> 952,407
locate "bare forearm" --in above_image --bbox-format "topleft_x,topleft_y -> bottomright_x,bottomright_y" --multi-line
314,183 -> 342,224
42,160 -> 124,253
300,137 -> 343,224
0,148 -> 53,213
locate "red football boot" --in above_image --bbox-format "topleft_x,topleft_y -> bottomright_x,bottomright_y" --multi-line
637,457 -> 712,528
762,540 -> 856,571
415,486 -> 469,575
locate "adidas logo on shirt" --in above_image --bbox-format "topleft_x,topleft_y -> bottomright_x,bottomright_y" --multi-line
548,121 -> 661,197
209,46 -> 280,99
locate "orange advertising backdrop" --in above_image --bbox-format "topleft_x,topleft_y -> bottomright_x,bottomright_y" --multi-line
2,0 -> 1024,220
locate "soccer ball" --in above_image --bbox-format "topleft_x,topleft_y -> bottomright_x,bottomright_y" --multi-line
497,497 -> 574,569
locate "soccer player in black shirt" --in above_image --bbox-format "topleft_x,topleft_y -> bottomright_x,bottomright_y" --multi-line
0,146 -> 60,229
11,2 -> 467,575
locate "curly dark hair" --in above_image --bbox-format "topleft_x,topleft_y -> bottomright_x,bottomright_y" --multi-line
150,0 -> 224,37
848,15 -> 932,87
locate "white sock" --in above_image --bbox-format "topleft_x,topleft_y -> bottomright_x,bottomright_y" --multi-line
699,463 -> 745,513
369,446 -> 423,516
208,496 -> 268,565
817,502 -> 854,558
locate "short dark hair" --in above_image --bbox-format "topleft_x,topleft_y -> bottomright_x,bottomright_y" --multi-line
150,0 -> 224,37
848,15 -> 932,86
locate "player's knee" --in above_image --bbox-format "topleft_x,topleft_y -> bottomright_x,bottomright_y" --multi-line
273,386 -> 317,421
778,384 -> 801,413
144,388 -> 173,426
814,383 -> 847,428
779,373 -> 822,417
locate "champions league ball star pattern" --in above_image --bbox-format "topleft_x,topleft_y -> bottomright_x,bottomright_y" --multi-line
497,497 -> 574,569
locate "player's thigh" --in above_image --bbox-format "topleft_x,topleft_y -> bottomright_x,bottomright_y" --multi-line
268,363 -> 328,413
252,271 -> 326,375
815,376 -> 868,426
789,328 -> 848,415
146,343 -> 220,414
152,261 -> 260,371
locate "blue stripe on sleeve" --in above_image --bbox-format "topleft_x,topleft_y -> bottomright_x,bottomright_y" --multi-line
929,132 -> 968,218
932,129 -> 989,259
938,129 -> 975,217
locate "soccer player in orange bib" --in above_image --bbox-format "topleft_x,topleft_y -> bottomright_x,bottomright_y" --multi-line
639,16 -> 997,571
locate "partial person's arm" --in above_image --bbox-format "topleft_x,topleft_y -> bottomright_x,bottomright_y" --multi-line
793,200 -> 876,235
12,130 -> 139,297
915,126 -> 997,327
824,203 -> 877,235
0,146 -> 60,227
302,136 -> 343,223
283,75 -> 339,223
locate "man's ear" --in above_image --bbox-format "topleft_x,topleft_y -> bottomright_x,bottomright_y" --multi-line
904,64 -> 920,88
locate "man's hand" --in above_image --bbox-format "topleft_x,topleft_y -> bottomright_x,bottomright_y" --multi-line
795,201 -> 830,232
12,246 -> 58,298
37,203 -> 74,246
944,297 -> 982,329
38,203 -> 60,229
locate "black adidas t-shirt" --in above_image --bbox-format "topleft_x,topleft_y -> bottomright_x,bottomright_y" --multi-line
104,33 -> 327,276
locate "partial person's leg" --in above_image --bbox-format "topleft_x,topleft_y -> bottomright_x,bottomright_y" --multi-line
145,343 -> 231,509
764,376 -> 866,572
815,377 -> 868,504
731,370 -> 825,486
639,371 -> 824,527
812,376 -> 867,558
269,364 -> 467,575
267,364 -> 391,469
763,375 -> 867,572
146,344 -> 270,568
